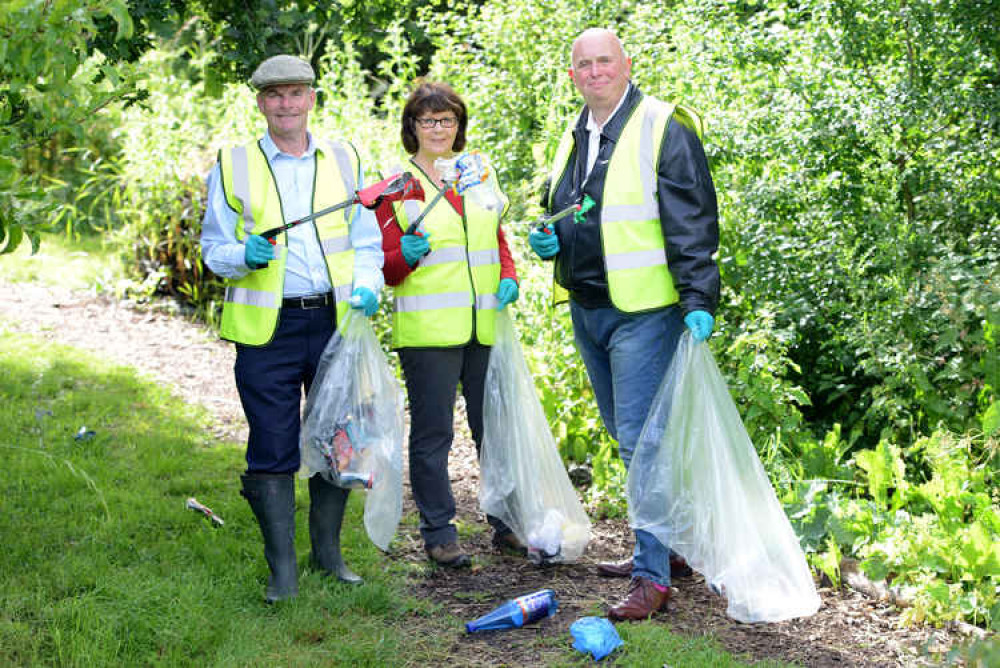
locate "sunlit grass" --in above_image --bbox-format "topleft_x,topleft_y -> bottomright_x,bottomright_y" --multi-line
1,232 -> 124,290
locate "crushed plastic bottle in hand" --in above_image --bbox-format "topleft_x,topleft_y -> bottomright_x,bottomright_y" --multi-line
435,152 -> 502,211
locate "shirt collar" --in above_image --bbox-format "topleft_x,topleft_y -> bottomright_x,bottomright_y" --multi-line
261,131 -> 317,160
585,82 -> 632,134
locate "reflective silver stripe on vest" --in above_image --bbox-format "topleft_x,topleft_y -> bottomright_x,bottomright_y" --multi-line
420,246 -> 467,267
476,293 -> 499,310
325,141 -> 356,221
602,104 -> 660,224
394,292 -> 472,312
468,248 -> 500,267
321,235 -> 351,255
334,284 -> 353,304
605,248 -> 668,271
230,146 -> 256,234
225,285 -> 278,309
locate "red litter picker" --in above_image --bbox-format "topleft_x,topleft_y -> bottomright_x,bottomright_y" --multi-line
260,171 -> 424,243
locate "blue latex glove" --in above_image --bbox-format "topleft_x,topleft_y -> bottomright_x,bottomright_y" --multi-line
244,234 -> 274,269
684,310 -> 715,342
400,232 -> 431,267
349,287 -> 378,317
496,278 -> 519,310
570,617 -> 623,661
529,224 -> 559,259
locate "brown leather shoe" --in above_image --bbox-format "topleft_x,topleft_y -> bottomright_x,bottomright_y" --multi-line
607,576 -> 674,621
596,556 -> 694,578
491,531 -> 527,556
425,542 -> 470,568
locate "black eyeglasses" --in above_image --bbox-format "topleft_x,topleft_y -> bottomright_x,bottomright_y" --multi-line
414,116 -> 459,129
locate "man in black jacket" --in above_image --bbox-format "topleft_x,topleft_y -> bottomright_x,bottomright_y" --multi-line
530,28 -> 720,620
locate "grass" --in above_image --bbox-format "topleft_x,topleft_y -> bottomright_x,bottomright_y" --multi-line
0,331 -> 455,666
1,232 -> 124,290
0,234 -> 797,666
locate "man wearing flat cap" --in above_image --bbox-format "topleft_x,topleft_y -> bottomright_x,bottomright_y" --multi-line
200,54 -> 384,602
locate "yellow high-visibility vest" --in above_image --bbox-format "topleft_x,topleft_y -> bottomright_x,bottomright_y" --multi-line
218,139 -> 358,345
389,168 -> 503,347
548,97 -> 704,312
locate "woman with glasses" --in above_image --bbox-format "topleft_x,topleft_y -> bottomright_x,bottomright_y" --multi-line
376,80 -> 523,568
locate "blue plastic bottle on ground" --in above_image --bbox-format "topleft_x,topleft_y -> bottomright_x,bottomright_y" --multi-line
465,589 -> 559,632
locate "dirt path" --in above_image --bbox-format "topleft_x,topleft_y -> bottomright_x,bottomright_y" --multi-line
0,279 -> 968,667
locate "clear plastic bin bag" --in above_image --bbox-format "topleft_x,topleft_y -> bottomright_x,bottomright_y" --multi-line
628,332 -> 821,623
480,311 -> 591,564
300,311 -> 404,552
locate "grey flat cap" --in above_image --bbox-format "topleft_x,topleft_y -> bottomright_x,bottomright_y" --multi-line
250,55 -> 315,90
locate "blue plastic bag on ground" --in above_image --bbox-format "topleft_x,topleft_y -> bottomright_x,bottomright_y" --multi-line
300,311 -> 404,552
570,616 -> 623,660
628,332 -> 821,623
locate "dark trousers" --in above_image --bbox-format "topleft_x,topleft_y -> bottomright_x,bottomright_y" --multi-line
399,343 -> 507,546
234,305 -> 336,473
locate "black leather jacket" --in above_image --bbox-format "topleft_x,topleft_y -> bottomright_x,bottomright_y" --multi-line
544,84 -> 720,314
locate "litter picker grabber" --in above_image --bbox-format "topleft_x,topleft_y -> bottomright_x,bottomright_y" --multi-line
404,184 -> 451,236
259,171 -> 424,243
534,194 -> 596,234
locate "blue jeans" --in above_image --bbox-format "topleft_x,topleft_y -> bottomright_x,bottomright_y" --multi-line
570,301 -> 685,586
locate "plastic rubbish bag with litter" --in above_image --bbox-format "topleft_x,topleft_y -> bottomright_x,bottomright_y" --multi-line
628,332 -> 821,623
480,311 -> 590,564
300,311 -> 404,551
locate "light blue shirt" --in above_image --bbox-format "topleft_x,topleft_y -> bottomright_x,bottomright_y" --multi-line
200,131 -> 383,299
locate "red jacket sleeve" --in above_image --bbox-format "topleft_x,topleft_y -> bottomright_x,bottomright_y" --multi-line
497,225 -> 518,282
377,201 -> 414,286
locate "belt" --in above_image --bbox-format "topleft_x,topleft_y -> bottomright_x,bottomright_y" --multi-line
281,292 -> 334,309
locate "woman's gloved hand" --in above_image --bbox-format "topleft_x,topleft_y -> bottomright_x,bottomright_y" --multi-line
400,232 -> 431,267
244,234 -> 274,269
349,287 -> 378,317
529,225 -> 559,259
684,310 -> 715,342
496,278 -> 519,310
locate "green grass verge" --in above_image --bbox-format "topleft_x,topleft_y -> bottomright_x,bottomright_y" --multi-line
0,332 -> 452,667
1,232 -> 123,290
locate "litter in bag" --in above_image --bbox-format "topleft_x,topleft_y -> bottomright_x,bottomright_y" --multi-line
480,311 -> 590,564
628,332 -> 821,623
300,311 -> 404,551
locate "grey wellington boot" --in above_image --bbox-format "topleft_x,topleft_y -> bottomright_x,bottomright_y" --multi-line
308,474 -> 363,584
240,473 -> 299,602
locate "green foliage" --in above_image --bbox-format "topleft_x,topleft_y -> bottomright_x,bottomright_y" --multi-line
0,0 -> 140,254
657,0 -> 1000,446
788,429 -> 998,628
195,0 -> 442,88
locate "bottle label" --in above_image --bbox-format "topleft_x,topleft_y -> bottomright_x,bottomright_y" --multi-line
517,591 -> 554,624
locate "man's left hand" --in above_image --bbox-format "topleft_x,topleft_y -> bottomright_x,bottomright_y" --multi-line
350,287 -> 378,317
684,310 -> 714,342
496,278 -> 519,310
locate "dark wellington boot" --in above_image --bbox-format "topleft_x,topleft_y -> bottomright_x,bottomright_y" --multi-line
308,475 -> 362,584
240,473 -> 299,603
